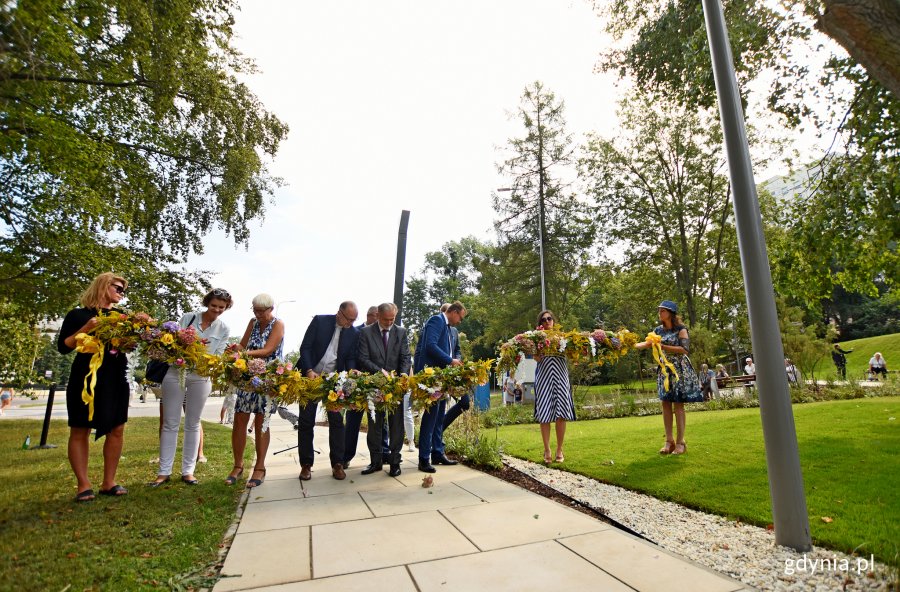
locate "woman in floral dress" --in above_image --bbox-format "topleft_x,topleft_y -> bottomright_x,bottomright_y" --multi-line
636,300 -> 702,455
225,293 -> 284,488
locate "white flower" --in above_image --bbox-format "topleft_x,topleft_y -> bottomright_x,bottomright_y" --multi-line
559,338 -> 568,353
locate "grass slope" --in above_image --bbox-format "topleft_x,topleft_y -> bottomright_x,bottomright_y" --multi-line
0,418 -> 250,591
494,396 -> 900,566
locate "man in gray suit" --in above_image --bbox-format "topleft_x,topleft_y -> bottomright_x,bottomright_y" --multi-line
356,302 -> 411,477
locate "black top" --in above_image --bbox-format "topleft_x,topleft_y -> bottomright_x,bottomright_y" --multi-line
58,307 -> 129,439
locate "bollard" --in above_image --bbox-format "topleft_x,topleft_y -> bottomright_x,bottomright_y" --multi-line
36,383 -> 58,449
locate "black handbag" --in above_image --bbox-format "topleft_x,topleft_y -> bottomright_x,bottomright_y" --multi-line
145,359 -> 169,383
144,314 -> 196,383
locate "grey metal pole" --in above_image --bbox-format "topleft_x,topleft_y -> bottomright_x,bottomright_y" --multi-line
701,0 -> 812,551
393,210 -> 411,326
537,196 -> 547,311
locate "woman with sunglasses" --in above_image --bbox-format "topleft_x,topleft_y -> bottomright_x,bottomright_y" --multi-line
225,293 -> 285,488
57,272 -> 131,501
533,310 -> 576,464
149,288 -> 233,488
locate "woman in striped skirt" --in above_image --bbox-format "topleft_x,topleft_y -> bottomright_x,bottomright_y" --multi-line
533,310 -> 576,464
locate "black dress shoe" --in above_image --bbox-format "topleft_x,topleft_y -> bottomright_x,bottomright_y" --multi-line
418,461 -> 436,473
388,464 -> 401,477
361,464 -> 383,475
432,454 -> 458,466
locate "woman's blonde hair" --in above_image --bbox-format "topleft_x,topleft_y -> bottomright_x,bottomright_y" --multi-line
80,272 -> 127,309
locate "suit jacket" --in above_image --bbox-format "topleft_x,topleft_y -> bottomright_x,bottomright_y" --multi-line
414,313 -> 453,372
357,323 -> 411,375
299,314 -> 359,374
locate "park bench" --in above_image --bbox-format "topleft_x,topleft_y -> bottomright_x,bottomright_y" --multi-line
715,374 -> 755,390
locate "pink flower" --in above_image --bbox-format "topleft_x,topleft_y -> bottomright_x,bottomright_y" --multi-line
175,358 -> 185,366
109,349 -> 118,355
285,362 -> 293,371
276,366 -> 285,375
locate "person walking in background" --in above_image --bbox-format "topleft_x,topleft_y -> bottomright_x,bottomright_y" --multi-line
354,303 -> 411,477
832,344 -> 853,380
502,373 -> 518,406
57,272 -> 131,501
226,294 -> 285,488
785,358 -> 801,386
533,310 -> 575,464
149,288 -> 232,488
220,390 -> 236,424
415,301 -> 465,473
635,300 -> 703,456
869,352 -> 888,380
298,301 -> 359,481
699,364 -> 715,401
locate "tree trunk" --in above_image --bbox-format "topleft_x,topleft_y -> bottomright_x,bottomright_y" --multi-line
818,0 -> 900,98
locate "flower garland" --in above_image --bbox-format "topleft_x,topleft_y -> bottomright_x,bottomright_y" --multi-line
643,332 -> 679,391
497,327 -> 639,374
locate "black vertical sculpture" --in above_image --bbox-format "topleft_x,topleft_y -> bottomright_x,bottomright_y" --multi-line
393,210 -> 410,326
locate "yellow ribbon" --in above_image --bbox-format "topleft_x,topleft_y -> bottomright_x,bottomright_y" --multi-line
75,333 -> 103,421
645,332 -> 679,392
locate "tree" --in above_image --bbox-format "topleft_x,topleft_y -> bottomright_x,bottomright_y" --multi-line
0,0 -> 289,321
489,81 -> 599,333
579,92 -> 738,328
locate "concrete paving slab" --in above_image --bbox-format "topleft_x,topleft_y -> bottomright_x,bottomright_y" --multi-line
244,566 -> 417,592
453,473 -> 537,503
408,539 -> 634,592
441,495 -> 609,551
360,482 -> 486,517
311,511 -> 478,578
238,492 -> 373,534
214,527 -> 310,592
559,530 -> 742,592
245,477 -> 306,504
299,471 -> 408,497
390,461 -> 482,487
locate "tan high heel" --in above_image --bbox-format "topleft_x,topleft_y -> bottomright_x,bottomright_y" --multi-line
672,442 -> 687,455
659,441 -> 676,455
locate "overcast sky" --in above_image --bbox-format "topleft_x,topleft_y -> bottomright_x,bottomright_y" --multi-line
184,1 -> 823,350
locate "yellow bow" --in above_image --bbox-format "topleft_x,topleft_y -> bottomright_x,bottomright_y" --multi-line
75,333 -> 104,421
645,332 -> 679,392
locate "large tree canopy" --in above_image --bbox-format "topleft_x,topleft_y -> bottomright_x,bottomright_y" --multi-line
0,0 -> 288,320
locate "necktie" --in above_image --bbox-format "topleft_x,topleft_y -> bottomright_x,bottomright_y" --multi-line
382,329 -> 389,351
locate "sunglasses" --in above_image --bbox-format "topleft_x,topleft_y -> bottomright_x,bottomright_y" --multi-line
111,284 -> 126,295
252,306 -> 272,313
211,288 -> 231,299
540,316 -> 553,323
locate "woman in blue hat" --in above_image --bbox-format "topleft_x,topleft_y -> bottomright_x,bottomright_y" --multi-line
636,300 -> 703,455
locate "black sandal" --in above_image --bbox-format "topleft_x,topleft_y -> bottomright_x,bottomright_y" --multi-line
246,468 -> 266,488
99,484 -> 128,496
74,488 -> 95,502
225,465 -> 244,486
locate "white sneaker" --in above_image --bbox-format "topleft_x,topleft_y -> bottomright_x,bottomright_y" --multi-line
406,444 -> 416,452
198,455 -> 208,464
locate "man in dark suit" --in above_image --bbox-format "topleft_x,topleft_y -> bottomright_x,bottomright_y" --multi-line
353,303 -> 411,477
345,305 -> 390,466
298,301 -> 360,480
415,300 -> 466,473
435,308 -> 468,457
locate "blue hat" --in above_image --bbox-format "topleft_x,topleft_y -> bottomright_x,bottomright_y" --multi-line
658,300 -> 678,313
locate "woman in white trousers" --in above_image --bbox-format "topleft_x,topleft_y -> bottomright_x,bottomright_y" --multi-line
149,289 -> 232,487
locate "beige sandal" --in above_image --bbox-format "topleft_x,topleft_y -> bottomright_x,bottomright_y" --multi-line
659,441 -> 676,455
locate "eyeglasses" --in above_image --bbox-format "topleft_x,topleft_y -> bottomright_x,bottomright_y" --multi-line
252,306 -> 272,313
111,284 -> 126,295
211,288 -> 230,299
540,316 -> 553,323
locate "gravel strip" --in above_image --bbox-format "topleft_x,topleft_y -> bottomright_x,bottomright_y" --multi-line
503,455 -> 892,591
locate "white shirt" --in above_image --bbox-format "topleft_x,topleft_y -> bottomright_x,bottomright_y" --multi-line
869,356 -> 886,368
744,363 -> 756,375
181,311 -> 230,356
314,325 -> 342,375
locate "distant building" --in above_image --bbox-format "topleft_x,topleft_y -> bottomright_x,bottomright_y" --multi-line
758,161 -> 825,203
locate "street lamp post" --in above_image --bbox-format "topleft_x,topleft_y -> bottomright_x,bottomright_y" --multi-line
276,300 -> 296,314
497,187 -> 546,310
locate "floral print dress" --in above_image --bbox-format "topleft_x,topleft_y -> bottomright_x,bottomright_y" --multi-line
654,325 -> 703,403
234,318 -> 284,415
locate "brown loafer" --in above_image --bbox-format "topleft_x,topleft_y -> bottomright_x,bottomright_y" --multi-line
332,463 -> 346,480
299,465 -> 312,481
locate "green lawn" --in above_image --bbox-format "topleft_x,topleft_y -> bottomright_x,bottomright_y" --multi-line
0,418 -> 251,591
494,396 -> 900,566
836,333 -> 900,381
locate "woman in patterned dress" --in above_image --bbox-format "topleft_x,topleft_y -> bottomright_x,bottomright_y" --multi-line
533,310 -> 576,464
225,293 -> 285,488
635,300 -> 702,455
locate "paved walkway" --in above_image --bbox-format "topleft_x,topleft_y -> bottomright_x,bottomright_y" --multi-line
212,417 -> 748,592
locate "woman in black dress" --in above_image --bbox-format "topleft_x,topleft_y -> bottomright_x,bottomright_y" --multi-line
57,272 -> 131,501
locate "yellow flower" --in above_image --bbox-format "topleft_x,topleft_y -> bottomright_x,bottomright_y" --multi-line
161,333 -> 175,345
279,384 -> 287,394
384,392 -> 392,402
328,391 -> 338,402
234,358 -> 247,371
424,367 -> 435,376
